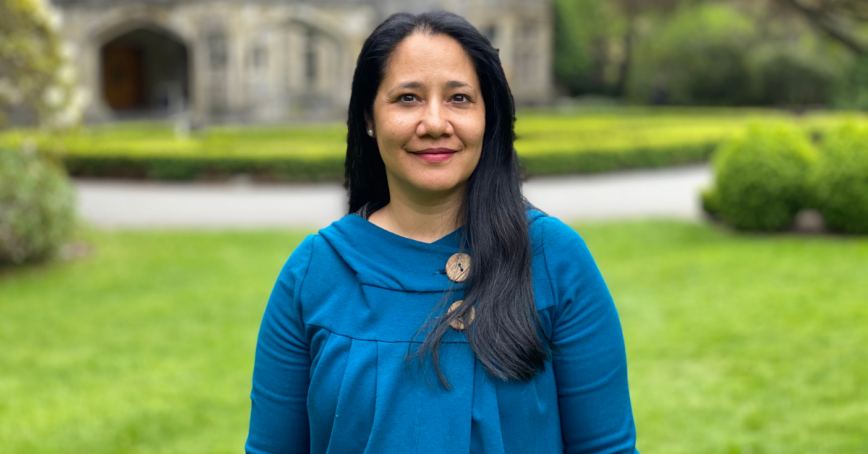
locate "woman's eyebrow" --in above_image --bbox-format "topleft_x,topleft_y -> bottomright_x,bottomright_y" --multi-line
388,80 -> 478,95
446,81 -> 478,97
445,80 -> 471,90
393,81 -> 424,91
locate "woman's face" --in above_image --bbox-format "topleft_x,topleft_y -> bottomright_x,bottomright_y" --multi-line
368,32 -> 485,199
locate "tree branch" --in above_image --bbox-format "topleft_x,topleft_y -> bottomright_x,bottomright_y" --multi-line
778,0 -> 866,55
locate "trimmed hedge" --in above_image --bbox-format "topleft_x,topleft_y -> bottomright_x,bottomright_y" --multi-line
0,147 -> 76,264
64,155 -> 345,182
519,142 -> 717,176
1,109 -> 863,182
813,123 -> 868,234
61,142 -> 717,181
709,123 -> 817,231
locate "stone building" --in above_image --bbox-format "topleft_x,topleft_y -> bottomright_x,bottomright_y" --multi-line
50,0 -> 553,124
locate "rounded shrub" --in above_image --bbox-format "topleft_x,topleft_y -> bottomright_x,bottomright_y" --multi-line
0,146 -> 76,264
700,187 -> 721,219
813,122 -> 868,234
711,123 -> 817,231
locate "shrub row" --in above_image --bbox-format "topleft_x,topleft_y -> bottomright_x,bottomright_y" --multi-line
61,141 -> 719,182
64,155 -> 345,182
520,142 -> 717,176
703,122 -> 868,234
2,110 -> 860,182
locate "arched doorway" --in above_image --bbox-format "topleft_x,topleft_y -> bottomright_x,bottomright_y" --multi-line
100,27 -> 189,114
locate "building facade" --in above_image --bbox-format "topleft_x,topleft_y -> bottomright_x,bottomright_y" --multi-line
51,0 -> 553,124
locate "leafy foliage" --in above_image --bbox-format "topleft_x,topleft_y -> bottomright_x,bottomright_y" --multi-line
552,0 -> 623,96
0,109 -> 815,179
813,122 -> 868,233
700,187 -> 721,218
834,54 -> 868,111
748,41 -> 843,107
0,0 -> 79,128
0,109 -> 860,181
0,146 -> 76,264
553,0 -> 861,107
773,0 -> 868,56
711,123 -> 818,231
628,4 -> 757,106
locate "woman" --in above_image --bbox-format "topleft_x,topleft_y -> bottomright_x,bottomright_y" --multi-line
246,11 -> 638,454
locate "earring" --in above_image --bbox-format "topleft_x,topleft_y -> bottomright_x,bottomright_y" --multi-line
367,129 -> 374,137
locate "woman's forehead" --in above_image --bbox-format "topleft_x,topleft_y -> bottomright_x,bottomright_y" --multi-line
382,33 -> 479,87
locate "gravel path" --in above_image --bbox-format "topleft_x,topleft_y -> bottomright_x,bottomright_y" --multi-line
74,165 -> 712,229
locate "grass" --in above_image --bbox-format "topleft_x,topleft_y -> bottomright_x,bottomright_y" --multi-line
1,221 -> 867,453
581,222 -> 868,453
0,231 -> 305,453
2,107 -> 865,180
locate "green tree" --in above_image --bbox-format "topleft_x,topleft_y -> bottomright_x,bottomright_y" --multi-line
834,54 -> 868,110
552,0 -> 623,96
773,0 -> 867,56
627,3 -> 758,105
0,0 -> 79,128
770,0 -> 868,109
553,0 -> 684,98
609,0 -> 682,97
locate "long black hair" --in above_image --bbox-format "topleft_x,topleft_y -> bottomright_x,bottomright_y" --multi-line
345,11 -> 551,384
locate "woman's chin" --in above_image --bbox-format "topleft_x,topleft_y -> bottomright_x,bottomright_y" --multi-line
406,178 -> 467,197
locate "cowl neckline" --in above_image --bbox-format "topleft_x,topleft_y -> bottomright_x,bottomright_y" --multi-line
318,214 -> 466,293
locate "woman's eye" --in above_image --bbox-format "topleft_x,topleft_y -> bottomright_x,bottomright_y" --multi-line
399,94 -> 417,103
453,94 -> 470,103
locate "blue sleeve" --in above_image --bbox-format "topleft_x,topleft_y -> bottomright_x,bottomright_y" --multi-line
246,236 -> 315,454
542,218 -> 639,454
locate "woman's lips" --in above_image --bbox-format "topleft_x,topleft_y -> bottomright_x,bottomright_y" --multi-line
412,148 -> 458,163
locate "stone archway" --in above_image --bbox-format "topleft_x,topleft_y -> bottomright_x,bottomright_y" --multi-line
100,26 -> 189,114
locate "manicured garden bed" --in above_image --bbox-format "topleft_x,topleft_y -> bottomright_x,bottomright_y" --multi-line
2,108 -> 862,181
1,221 -> 866,453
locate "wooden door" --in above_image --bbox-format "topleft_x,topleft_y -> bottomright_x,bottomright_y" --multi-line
102,47 -> 143,110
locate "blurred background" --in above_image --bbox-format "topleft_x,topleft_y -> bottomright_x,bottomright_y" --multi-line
1,0 -> 867,452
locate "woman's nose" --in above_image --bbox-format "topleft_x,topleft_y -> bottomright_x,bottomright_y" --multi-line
416,102 -> 451,138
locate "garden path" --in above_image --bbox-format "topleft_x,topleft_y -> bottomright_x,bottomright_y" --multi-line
74,164 -> 712,229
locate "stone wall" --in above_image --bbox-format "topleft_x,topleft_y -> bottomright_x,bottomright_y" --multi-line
52,0 -> 552,124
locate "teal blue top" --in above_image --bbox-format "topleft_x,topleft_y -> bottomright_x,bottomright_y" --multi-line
246,209 -> 638,453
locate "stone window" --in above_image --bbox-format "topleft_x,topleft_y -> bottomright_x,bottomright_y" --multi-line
515,22 -> 539,85
208,33 -> 227,69
521,23 -> 537,42
252,44 -> 268,70
305,28 -> 316,88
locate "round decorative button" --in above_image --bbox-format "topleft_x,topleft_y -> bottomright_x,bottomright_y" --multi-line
445,253 -> 471,283
447,300 -> 475,331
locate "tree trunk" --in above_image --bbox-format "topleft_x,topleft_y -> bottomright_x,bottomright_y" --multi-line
614,17 -> 635,98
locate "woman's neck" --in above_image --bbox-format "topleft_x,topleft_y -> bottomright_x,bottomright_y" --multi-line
368,184 -> 465,244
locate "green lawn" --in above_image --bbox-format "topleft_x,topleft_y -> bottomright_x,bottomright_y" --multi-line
1,222 -> 866,453
2,107 -> 865,180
